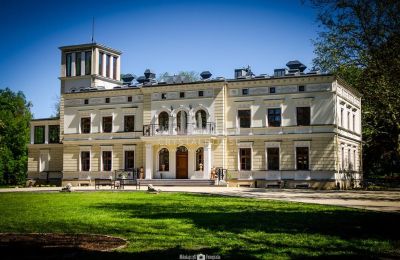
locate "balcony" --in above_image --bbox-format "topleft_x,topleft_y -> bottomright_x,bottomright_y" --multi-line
143,123 -> 216,136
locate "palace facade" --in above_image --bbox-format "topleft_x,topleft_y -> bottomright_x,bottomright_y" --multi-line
28,43 -> 362,188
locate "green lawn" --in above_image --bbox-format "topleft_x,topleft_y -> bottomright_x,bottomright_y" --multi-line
0,191 -> 398,259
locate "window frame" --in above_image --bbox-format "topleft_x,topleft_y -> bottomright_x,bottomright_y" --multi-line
296,146 -> 309,171
195,147 -> 204,171
98,52 -> 103,76
267,108 -> 281,127
66,53 -> 72,77
113,56 -> 117,79
80,151 -> 91,172
75,52 -> 81,76
102,150 -> 112,172
102,116 -> 113,133
296,106 -> 311,126
34,125 -> 45,144
158,148 -> 169,171
238,109 -> 251,128
239,148 -> 252,171
85,51 -> 92,75
124,115 -> 135,132
48,125 -> 60,144
242,88 -> 249,96
80,117 -> 91,134
266,147 -> 280,171
124,150 -> 135,171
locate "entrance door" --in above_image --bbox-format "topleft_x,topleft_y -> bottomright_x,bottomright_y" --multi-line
176,146 -> 188,179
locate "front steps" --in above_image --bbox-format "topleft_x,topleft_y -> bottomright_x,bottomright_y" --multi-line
138,179 -> 216,186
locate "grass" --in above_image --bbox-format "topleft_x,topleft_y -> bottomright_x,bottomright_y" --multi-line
0,191 -> 399,259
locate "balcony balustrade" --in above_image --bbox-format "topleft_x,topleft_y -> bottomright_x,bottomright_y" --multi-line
143,122 -> 215,136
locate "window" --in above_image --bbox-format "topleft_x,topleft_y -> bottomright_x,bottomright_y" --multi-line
105,97 -> 110,103
34,126 -> 45,144
81,151 -> 90,171
48,125 -> 59,144
347,111 -> 350,129
177,111 -> 187,134
75,52 -> 81,76
124,115 -> 135,132
159,148 -> 169,171
180,92 -> 185,98
298,85 -> 305,92
198,91 -> 204,97
340,108 -> 344,127
102,116 -> 112,133
81,117 -> 91,133
127,96 -> 132,102
238,109 -> 251,128
84,99 -> 89,105
159,112 -> 169,130
195,147 -> 204,171
348,148 -> 352,170
269,87 -> 275,93
124,151 -> 134,170
267,148 -> 279,170
353,114 -> 356,131
341,147 -> 345,170
66,53 -> 72,77
242,88 -> 249,95
296,107 -> 310,126
98,52 -> 103,76
239,148 -> 251,170
106,54 -> 110,78
296,147 -> 309,170
85,51 -> 91,75
353,150 -> 356,171
161,93 -> 167,99
102,151 -> 112,171
113,56 -> 117,79
267,108 -> 281,127
195,110 -> 207,128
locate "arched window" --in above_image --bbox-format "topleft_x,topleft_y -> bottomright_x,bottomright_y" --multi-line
159,148 -> 169,171
159,112 -> 169,131
196,147 -> 204,171
195,110 -> 207,128
177,111 -> 187,134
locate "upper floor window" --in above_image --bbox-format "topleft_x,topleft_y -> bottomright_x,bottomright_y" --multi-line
102,116 -> 112,133
159,148 -> 169,171
124,115 -> 135,132
177,111 -> 188,134
81,151 -> 90,171
102,151 -> 112,171
99,52 -> 103,76
196,147 -> 204,171
298,85 -> 305,92
180,92 -> 185,98
242,88 -> 249,95
353,114 -> 356,131
198,91 -> 204,97
239,148 -> 251,170
105,98 -> 110,103
159,112 -> 169,130
84,99 -> 89,105
267,108 -> 281,127
106,54 -> 111,78
347,111 -> 350,129
81,117 -> 91,133
66,53 -> 72,77
269,87 -> 276,94
296,107 -> 310,126
161,93 -> 167,100
195,110 -> 207,128
296,147 -> 309,170
348,148 -> 352,170
128,96 -> 132,102
341,147 -> 345,170
238,109 -> 251,128
267,147 -> 279,170
75,52 -> 81,76
340,108 -> 344,127
113,56 -> 117,79
34,126 -> 45,144
85,51 -> 92,75
48,125 -> 60,144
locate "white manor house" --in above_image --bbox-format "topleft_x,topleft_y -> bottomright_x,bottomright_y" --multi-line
28,42 -> 362,189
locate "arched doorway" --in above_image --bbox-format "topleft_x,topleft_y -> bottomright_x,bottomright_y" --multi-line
176,146 -> 188,179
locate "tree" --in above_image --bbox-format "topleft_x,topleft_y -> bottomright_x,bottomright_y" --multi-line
157,71 -> 200,82
52,95 -> 60,118
0,88 -> 32,185
309,0 -> 400,176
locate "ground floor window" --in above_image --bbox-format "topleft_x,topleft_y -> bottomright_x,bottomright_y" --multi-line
102,151 -> 112,171
124,151 -> 134,170
196,147 -> 204,171
159,148 -> 169,171
267,148 -> 279,170
239,148 -> 251,170
81,151 -> 90,171
296,147 -> 309,170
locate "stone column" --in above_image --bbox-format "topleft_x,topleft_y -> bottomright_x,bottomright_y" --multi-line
203,141 -> 212,179
30,124 -> 34,144
145,144 -> 153,179
188,147 -> 195,179
44,125 -> 49,144
169,148 -> 177,179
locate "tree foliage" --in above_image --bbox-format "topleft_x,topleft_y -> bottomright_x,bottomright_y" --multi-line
0,88 -> 32,184
310,0 -> 400,176
157,71 -> 200,82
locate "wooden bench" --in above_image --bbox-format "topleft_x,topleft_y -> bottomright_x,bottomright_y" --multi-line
94,178 -> 113,189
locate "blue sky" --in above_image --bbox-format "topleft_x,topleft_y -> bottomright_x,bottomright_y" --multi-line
0,0 -> 319,119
